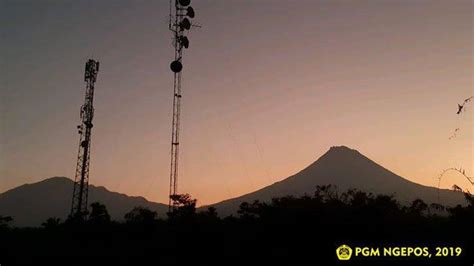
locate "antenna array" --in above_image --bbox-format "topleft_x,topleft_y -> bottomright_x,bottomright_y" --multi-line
168,0 -> 198,210
71,59 -> 100,219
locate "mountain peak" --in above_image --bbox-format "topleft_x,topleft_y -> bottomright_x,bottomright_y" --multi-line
39,176 -> 71,183
327,145 -> 359,154
319,145 -> 364,161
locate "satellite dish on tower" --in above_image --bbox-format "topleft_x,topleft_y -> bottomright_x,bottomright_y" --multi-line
185,6 -> 195,18
178,0 -> 191,7
179,18 -> 191,31
167,0 -> 201,211
179,36 -> 189,49
170,60 -> 183,73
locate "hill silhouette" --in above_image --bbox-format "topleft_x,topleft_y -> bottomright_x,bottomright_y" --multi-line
1,146 -> 465,226
206,146 -> 465,216
0,177 -> 168,227
2,178 -> 472,266
1,150 -> 472,265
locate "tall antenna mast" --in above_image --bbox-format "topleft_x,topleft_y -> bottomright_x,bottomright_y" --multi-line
71,59 -> 100,220
168,0 -> 197,211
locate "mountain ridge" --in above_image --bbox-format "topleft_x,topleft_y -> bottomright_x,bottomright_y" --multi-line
0,176 -> 168,227
1,146 -> 466,226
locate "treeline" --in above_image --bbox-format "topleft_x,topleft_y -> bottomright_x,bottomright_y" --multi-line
1,185 -> 473,265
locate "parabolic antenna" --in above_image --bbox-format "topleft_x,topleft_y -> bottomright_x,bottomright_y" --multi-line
179,18 -> 191,31
178,0 -> 191,7
179,36 -> 189,48
170,60 -> 183,73
186,7 -> 195,18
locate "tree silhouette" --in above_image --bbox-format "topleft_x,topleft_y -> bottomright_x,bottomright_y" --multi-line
65,210 -> 89,225
237,200 -> 262,220
2,187 -> 474,265
428,202 -> 445,214
195,206 -> 221,224
168,193 -> 197,221
205,206 -> 218,217
447,192 -> 474,225
409,199 -> 428,215
41,217 -> 62,229
124,206 -> 157,224
456,96 -> 473,114
88,202 -> 111,225
442,96 -> 474,197
0,215 -> 13,229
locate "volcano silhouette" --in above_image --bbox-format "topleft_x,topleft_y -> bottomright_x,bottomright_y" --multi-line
0,146 -> 466,225
207,146 -> 465,216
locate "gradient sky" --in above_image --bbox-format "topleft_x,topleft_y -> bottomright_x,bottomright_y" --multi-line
1,0 -> 472,206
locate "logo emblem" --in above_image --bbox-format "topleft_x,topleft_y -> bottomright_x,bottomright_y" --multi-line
336,244 -> 353,260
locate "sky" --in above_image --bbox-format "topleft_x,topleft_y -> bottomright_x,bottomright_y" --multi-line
0,0 -> 472,206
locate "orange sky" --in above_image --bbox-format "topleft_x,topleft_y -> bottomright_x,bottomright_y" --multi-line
1,0 -> 472,205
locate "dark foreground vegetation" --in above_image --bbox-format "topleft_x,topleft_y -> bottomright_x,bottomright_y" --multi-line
1,185 -> 473,266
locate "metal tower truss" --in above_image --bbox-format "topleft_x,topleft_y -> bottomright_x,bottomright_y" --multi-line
168,0 -> 197,210
71,59 -> 99,219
